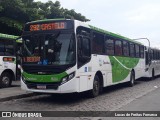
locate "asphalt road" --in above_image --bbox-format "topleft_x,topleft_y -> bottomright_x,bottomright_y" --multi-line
0,77 -> 160,120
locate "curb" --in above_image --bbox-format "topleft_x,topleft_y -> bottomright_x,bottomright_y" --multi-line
0,93 -> 37,102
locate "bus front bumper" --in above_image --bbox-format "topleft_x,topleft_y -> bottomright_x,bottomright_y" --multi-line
21,78 -> 79,94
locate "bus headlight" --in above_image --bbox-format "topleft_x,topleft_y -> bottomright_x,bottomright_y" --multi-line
61,72 -> 75,85
21,75 -> 26,83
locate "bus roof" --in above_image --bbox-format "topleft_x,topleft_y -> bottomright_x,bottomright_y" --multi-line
0,33 -> 19,40
27,18 -> 66,24
89,25 -> 142,45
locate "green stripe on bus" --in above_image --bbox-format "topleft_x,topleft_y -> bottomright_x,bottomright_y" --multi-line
0,33 -> 19,39
22,71 -> 68,83
109,56 -> 139,83
16,39 -> 22,43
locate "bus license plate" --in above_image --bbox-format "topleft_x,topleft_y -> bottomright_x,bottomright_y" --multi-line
37,85 -> 46,89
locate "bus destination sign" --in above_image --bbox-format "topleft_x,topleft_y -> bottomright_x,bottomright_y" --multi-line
3,57 -> 15,62
30,22 -> 66,31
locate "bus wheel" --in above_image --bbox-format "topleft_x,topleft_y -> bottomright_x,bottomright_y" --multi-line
151,69 -> 155,80
0,72 -> 12,88
128,71 -> 135,87
89,75 -> 100,98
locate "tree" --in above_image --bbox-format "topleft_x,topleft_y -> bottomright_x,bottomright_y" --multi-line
0,0 -> 90,35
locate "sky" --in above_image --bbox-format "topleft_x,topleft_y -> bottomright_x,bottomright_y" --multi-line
35,0 -> 160,48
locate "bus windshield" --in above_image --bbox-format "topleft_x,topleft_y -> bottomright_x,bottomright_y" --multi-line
22,33 -> 76,66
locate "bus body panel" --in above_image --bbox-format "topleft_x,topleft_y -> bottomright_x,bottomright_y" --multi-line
0,56 -> 16,76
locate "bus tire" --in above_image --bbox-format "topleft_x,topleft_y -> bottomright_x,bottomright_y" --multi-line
89,75 -> 100,98
151,69 -> 155,80
0,72 -> 12,88
128,71 -> 135,87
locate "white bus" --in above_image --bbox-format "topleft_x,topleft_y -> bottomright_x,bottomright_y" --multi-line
0,33 -> 21,88
21,19 -> 147,97
144,47 -> 160,79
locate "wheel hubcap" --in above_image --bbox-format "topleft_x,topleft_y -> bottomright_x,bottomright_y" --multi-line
2,77 -> 9,85
131,77 -> 133,84
131,74 -> 134,84
93,80 -> 99,95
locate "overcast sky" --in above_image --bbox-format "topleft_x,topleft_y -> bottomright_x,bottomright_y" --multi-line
35,0 -> 160,48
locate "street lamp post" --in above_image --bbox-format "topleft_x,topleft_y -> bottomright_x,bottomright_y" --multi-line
132,38 -> 150,47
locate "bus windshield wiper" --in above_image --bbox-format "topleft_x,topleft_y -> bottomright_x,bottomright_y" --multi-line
51,31 -> 61,39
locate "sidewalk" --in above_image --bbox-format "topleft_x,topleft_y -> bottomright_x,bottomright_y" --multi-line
0,81 -> 36,102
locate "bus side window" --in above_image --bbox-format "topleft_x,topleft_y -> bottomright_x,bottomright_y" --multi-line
140,46 -> 144,58
115,40 -> 122,56
152,50 -> 154,60
5,40 -> 14,56
92,32 -> 104,54
123,41 -> 129,57
129,43 -> 135,57
77,26 -> 91,68
156,51 -> 158,60
0,39 -> 5,56
154,50 -> 156,60
104,38 -> 114,55
81,37 -> 90,57
135,44 -> 140,58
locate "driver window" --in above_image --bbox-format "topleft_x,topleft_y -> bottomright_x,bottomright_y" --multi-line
76,26 -> 91,68
82,37 -> 90,57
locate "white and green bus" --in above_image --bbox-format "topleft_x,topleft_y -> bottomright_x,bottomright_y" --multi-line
0,33 -> 21,88
21,19 -> 146,97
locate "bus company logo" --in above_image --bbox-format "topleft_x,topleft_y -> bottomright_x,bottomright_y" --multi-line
51,77 -> 58,81
2,112 -> 11,117
103,61 -> 110,65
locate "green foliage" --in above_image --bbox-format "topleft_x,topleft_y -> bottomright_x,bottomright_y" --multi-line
0,17 -> 23,30
0,6 -> 3,12
0,0 -> 90,35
